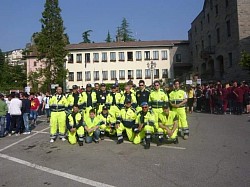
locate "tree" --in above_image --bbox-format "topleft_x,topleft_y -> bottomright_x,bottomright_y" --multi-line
35,0 -> 68,91
240,50 -> 250,73
82,30 -> 93,43
116,18 -> 135,42
105,31 -> 112,43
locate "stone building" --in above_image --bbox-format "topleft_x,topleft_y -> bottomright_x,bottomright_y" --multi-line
189,0 -> 250,82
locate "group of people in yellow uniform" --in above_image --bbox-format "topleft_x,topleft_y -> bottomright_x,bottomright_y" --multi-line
49,79 -> 189,149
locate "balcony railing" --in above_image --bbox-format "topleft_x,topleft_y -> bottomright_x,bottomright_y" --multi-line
200,46 -> 215,59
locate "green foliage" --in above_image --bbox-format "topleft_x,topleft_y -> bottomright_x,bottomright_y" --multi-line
240,51 -> 250,73
34,0 -> 68,91
116,18 -> 135,42
105,31 -> 112,43
0,55 -> 27,92
82,30 -> 93,43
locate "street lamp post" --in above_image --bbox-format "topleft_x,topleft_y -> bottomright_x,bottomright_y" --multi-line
147,60 -> 156,86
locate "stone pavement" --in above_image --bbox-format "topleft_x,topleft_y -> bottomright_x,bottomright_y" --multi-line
0,113 -> 250,187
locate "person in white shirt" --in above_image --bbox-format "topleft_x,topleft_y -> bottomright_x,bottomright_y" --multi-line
42,92 -> 51,123
9,93 -> 22,136
4,95 -> 12,134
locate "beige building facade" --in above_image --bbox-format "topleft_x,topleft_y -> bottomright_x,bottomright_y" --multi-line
65,40 -> 189,89
189,0 -> 250,81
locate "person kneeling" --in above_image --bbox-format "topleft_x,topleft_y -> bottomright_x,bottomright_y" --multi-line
157,104 -> 179,146
84,109 -> 100,143
66,105 -> 84,146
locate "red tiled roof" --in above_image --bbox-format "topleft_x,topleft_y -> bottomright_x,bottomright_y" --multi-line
66,40 -> 189,51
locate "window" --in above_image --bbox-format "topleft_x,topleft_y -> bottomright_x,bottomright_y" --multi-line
202,40 -> 204,50
225,0 -> 229,8
201,21 -> 203,31
215,4 -> 219,16
94,71 -> 99,81
127,52 -> 133,61
68,72 -> 74,81
110,52 -> 116,62
208,35 -> 212,47
145,69 -> 151,79
207,14 -> 210,23
76,54 -> 82,63
119,52 -> 125,61
136,69 -> 142,79
196,45 -> 199,57
119,70 -> 125,80
228,52 -> 232,67
93,53 -> 99,62
68,54 -> 73,63
161,51 -> 168,60
102,52 -> 107,62
102,71 -> 108,80
136,51 -> 142,61
144,51 -> 150,60
128,70 -> 134,79
176,54 -> 182,62
77,72 -> 82,81
153,51 -> 159,60
217,28 -> 220,43
210,0 -> 213,10
85,71 -> 91,81
34,61 -> 37,66
162,69 -> 168,78
195,26 -> 197,33
111,70 -> 116,80
226,20 -> 231,37
154,69 -> 159,79
85,53 -> 90,63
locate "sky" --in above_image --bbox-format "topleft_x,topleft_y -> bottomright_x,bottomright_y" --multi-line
0,0 -> 204,52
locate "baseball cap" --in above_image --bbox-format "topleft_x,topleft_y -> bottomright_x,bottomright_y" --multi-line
102,105 -> 108,110
125,99 -> 132,103
100,83 -> 106,87
162,103 -> 170,109
111,84 -> 116,89
86,83 -> 92,88
141,102 -> 148,107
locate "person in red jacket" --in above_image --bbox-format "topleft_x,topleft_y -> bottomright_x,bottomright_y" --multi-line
30,93 -> 40,126
233,82 -> 244,115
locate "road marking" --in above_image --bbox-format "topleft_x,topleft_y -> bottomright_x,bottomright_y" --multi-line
0,127 -> 50,152
0,153 -> 116,187
103,139 -> 186,150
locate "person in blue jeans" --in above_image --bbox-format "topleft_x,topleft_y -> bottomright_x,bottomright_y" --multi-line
84,109 -> 101,143
0,94 -> 8,137
22,93 -> 31,134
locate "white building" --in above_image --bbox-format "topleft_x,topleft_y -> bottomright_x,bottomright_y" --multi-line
65,40 -> 189,89
5,49 -> 25,66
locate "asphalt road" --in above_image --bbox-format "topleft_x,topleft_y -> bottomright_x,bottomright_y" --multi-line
0,113 -> 250,187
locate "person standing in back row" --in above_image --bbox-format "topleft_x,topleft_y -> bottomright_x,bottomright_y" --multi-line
0,94 -> 8,137
49,86 -> 68,143
42,91 -> 51,123
169,80 -> 189,140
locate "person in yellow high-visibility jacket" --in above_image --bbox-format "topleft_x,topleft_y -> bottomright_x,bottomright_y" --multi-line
148,80 -> 168,128
98,105 -> 117,139
169,80 -> 189,140
116,99 -> 137,144
133,102 -> 156,149
81,84 -> 97,119
157,104 -> 179,145
84,109 -> 101,143
66,105 -> 84,146
49,86 -> 68,143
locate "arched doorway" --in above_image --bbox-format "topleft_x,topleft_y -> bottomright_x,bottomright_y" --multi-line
207,59 -> 215,78
216,55 -> 224,79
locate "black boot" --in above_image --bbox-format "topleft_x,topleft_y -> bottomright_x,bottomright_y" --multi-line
173,137 -> 179,144
157,135 -> 163,146
100,131 -> 105,140
117,136 -> 123,144
78,141 -> 83,146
